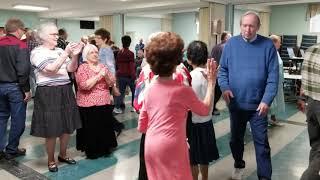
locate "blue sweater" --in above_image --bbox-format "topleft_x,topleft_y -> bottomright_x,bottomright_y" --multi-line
218,35 -> 279,110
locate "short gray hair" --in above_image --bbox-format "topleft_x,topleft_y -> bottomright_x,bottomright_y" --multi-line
240,11 -> 261,27
36,22 -> 57,44
269,34 -> 281,43
82,44 -> 98,62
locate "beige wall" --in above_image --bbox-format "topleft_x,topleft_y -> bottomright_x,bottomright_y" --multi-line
199,3 -> 226,50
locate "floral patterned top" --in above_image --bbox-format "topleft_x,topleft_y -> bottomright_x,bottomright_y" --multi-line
75,63 -> 115,107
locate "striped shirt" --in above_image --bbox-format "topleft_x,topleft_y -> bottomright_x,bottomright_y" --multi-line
30,46 -> 71,86
301,43 -> 320,101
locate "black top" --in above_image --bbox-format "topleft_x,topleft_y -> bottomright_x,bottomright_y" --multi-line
0,34 -> 30,92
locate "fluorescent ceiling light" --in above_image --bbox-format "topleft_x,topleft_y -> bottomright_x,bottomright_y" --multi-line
13,4 -> 49,11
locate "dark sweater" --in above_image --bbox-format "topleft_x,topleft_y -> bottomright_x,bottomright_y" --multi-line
116,48 -> 136,79
218,34 -> 279,110
210,42 -> 226,64
0,34 -> 30,92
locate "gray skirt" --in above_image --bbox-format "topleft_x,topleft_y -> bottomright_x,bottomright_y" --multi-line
30,84 -> 82,138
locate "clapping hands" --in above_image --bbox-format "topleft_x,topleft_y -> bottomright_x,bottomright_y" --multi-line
99,69 -> 106,78
65,42 -> 85,56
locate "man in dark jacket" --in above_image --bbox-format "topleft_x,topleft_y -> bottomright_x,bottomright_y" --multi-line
0,18 -> 31,160
210,31 -> 231,115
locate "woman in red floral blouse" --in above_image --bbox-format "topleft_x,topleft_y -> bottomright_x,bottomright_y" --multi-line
75,44 -> 118,159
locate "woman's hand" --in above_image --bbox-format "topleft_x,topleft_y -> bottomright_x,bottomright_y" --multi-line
66,42 -> 84,56
70,42 -> 84,56
99,69 -> 106,78
206,58 -> 218,84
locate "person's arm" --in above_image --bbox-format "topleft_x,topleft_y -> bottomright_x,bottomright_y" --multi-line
187,60 -> 217,116
191,69 -> 216,114
256,44 -> 279,116
15,43 -> 31,102
129,51 -> 136,79
75,65 -> 104,90
261,45 -> 279,106
102,65 -> 116,86
217,42 -> 230,92
42,47 -> 71,74
67,54 -> 79,72
15,44 -> 31,93
138,103 -> 148,133
217,42 -> 234,103
67,42 -> 84,72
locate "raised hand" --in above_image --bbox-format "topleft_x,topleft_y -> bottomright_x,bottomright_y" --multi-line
70,42 -> 85,56
64,43 -> 72,56
206,58 -> 218,83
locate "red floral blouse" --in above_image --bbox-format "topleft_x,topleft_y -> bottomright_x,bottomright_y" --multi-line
75,63 -> 115,107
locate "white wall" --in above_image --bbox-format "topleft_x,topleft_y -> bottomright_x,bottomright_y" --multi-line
57,19 -> 99,43
269,4 -> 317,44
0,10 -> 39,28
233,9 -> 247,36
124,16 -> 161,51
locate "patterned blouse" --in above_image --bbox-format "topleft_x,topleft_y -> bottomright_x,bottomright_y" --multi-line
75,63 -> 115,107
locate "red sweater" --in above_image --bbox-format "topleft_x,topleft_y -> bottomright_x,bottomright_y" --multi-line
116,48 -> 136,79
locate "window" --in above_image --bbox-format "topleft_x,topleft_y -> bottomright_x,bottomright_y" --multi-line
310,14 -> 320,33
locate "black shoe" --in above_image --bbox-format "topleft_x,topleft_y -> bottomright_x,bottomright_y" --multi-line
116,129 -> 122,137
115,123 -> 125,137
58,156 -> 76,164
0,151 -> 5,160
48,162 -> 58,172
212,109 -> 220,116
5,148 -> 26,160
120,103 -> 126,110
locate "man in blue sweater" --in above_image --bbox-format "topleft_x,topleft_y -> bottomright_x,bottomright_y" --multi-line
218,11 -> 279,180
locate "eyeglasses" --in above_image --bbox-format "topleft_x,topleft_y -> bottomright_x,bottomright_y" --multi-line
49,33 -> 59,36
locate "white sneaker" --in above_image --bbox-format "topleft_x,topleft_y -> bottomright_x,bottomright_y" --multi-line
113,108 -> 123,114
231,168 -> 244,180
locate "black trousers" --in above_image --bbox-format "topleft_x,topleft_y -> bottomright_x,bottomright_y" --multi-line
213,81 -> 222,110
138,134 -> 148,180
306,98 -> 320,163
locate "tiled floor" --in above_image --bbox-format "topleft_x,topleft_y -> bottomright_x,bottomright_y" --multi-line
0,97 -> 311,180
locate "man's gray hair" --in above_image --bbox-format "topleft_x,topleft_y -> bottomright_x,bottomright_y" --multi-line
240,11 -> 261,27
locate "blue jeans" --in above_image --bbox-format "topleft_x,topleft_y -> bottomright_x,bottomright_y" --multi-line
228,99 -> 272,179
0,83 -> 26,153
115,77 -> 135,109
